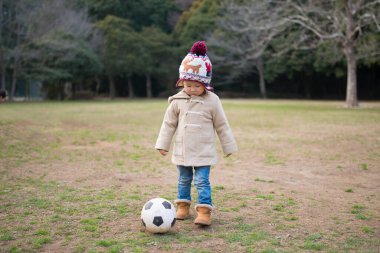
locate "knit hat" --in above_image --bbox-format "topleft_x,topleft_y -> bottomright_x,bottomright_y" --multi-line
176,41 -> 213,91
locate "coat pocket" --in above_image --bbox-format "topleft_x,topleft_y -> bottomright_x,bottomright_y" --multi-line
173,135 -> 183,156
186,111 -> 204,125
198,140 -> 216,158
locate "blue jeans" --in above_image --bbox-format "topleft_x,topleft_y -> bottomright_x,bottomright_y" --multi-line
177,165 -> 212,205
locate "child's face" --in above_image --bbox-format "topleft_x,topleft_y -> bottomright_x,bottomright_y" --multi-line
183,80 -> 205,96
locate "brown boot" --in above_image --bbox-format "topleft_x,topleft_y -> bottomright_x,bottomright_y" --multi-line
194,204 -> 213,226
174,200 -> 191,220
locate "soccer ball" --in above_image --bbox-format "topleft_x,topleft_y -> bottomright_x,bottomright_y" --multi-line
141,198 -> 176,233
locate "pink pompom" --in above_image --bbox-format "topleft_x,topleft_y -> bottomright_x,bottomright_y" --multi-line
190,41 -> 207,56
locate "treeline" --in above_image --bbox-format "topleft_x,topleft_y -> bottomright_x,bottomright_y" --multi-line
0,0 -> 379,106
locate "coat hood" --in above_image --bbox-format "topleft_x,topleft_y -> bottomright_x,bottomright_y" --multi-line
168,90 -> 190,103
168,89 -> 208,103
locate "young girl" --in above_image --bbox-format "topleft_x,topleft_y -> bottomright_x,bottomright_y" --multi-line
155,41 -> 237,226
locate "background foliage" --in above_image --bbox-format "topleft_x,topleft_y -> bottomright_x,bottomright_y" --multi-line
0,0 -> 378,102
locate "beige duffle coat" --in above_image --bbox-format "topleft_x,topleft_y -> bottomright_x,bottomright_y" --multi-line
155,89 -> 237,166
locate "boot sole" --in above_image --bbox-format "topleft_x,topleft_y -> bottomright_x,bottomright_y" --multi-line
176,216 -> 190,220
194,221 -> 211,226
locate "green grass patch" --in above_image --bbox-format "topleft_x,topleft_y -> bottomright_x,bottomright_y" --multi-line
284,216 -> 298,221
27,197 -> 52,209
254,178 -> 274,183
213,185 -> 225,191
303,233 -> 326,251
351,204 -> 369,220
32,236 -> 52,249
360,163 -> 368,170
256,194 -> 275,200
343,237 -> 361,250
265,152 -> 284,165
9,246 -> 23,253
351,204 -> 365,214
261,249 -> 278,253
0,232 -> 14,241
34,229 -> 49,236
127,194 -> 141,200
303,241 -> 326,250
355,213 -> 368,220
81,218 -> 100,225
97,239 -> 118,247
221,221 -> 268,246
273,204 -> 285,212
362,226 -> 374,234
225,230 -> 268,245
129,153 -> 141,161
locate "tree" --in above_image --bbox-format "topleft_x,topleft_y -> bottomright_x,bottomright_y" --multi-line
124,0 -> 177,32
77,0 -> 125,20
22,31 -> 102,99
175,0 -> 221,46
209,28 -> 270,98
97,15 -> 144,99
92,1 -> 177,98
0,0 -> 5,90
25,1 -> 102,99
176,0 -> 239,93
223,0 -> 380,107
1,0 -> 37,100
80,0 -> 177,32
139,27 -> 173,98
1,0 -> 100,100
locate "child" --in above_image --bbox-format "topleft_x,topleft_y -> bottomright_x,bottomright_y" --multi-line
155,41 -> 237,226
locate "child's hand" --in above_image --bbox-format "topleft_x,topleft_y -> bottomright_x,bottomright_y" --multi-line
226,153 -> 232,157
158,149 -> 168,156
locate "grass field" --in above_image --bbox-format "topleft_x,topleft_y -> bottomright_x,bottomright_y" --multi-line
0,99 -> 379,253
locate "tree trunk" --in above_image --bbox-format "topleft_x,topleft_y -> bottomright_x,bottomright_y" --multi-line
57,82 -> 65,101
109,76 -> 116,99
10,68 -> 17,101
255,57 -> 266,98
10,20 -> 21,101
95,76 -> 101,96
343,4 -> 359,108
0,0 -> 3,91
146,74 -> 152,98
128,76 -> 134,98
304,75 -> 311,99
344,46 -> 358,108
64,82 -> 72,99
72,82 -> 76,99
1,64 -> 5,90
26,80 -> 30,101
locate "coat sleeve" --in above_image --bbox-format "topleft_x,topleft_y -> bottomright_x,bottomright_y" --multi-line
155,100 -> 179,151
213,98 -> 238,155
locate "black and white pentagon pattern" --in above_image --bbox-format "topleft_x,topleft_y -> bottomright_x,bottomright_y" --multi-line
144,201 -> 153,210
162,201 -> 171,209
153,216 -> 164,227
171,218 -> 176,227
